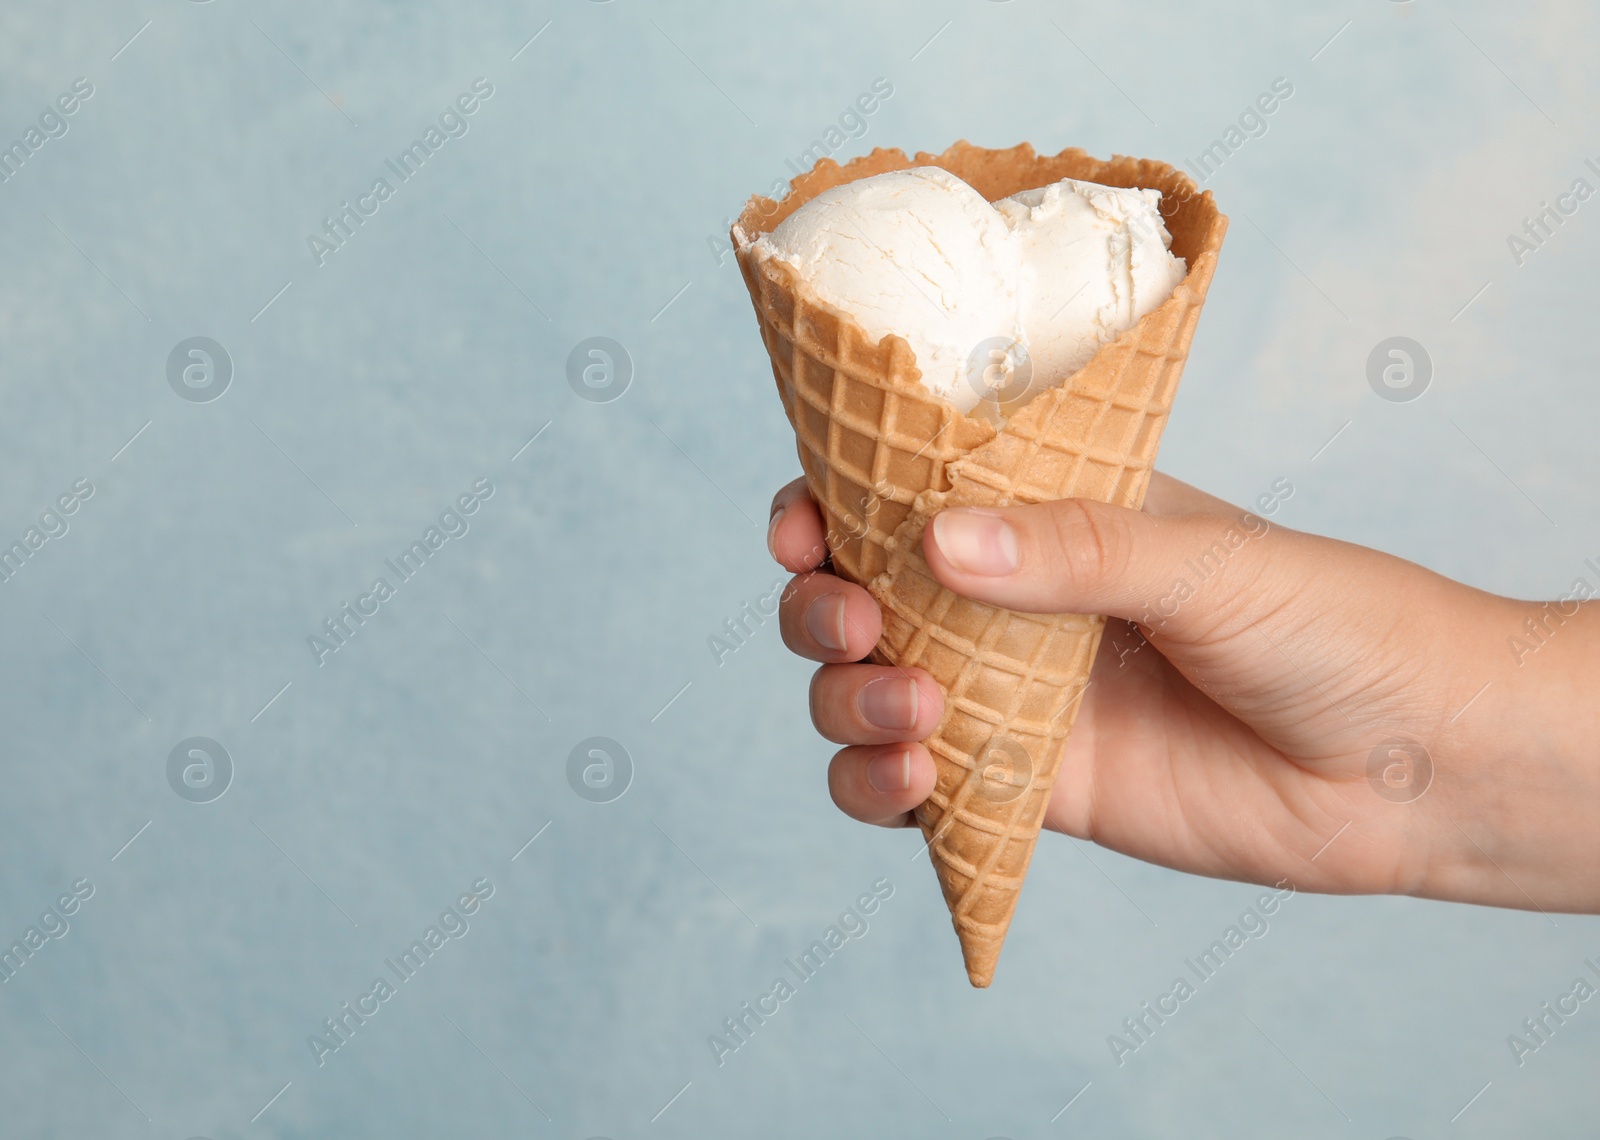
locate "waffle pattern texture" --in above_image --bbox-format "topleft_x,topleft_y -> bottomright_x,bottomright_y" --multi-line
734,142 -> 1227,986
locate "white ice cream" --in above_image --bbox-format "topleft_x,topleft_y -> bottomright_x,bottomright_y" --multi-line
755,168 -> 1022,407
752,167 -> 1185,418
996,179 -> 1187,390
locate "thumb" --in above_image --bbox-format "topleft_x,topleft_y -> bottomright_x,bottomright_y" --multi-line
921,498 -> 1276,635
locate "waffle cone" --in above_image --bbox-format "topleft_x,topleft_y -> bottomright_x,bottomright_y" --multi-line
734,142 -> 1227,986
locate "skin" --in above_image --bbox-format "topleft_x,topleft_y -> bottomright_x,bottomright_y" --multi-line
769,472 -> 1600,914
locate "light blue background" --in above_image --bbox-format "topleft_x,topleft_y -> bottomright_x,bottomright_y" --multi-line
2,1 -> 1597,1137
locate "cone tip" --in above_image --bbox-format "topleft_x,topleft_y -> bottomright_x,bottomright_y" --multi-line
960,937 -> 1000,988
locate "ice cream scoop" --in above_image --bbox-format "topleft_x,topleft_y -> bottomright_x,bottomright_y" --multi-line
752,166 -> 1185,419
754,167 -> 1023,414
996,178 -> 1187,392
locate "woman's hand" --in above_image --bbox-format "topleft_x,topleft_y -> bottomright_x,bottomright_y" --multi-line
769,472 -> 1600,912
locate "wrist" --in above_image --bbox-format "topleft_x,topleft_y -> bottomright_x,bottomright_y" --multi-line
1419,600 -> 1600,912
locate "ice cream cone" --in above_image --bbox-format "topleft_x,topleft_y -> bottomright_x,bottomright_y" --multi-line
734,142 -> 1227,987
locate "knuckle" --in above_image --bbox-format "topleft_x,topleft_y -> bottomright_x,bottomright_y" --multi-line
1043,499 -> 1131,591
771,476 -> 809,516
1139,511 -> 1276,637
910,671 -> 943,728
1183,514 -> 1277,630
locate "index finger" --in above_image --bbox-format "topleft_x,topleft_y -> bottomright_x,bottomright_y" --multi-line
768,477 -> 831,573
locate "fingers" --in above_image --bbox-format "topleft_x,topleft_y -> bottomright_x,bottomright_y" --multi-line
769,478 -> 882,660
765,479 -> 941,834
779,573 -> 883,662
768,478 -> 830,573
827,742 -> 938,828
807,663 -> 944,745
922,495 -> 1278,634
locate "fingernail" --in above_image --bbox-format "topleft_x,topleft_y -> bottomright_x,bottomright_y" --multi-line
804,593 -> 848,652
766,507 -> 786,561
858,676 -> 919,731
932,509 -> 1019,576
866,747 -> 913,794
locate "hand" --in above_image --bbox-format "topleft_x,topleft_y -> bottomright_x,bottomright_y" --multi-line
769,472 -> 1600,912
